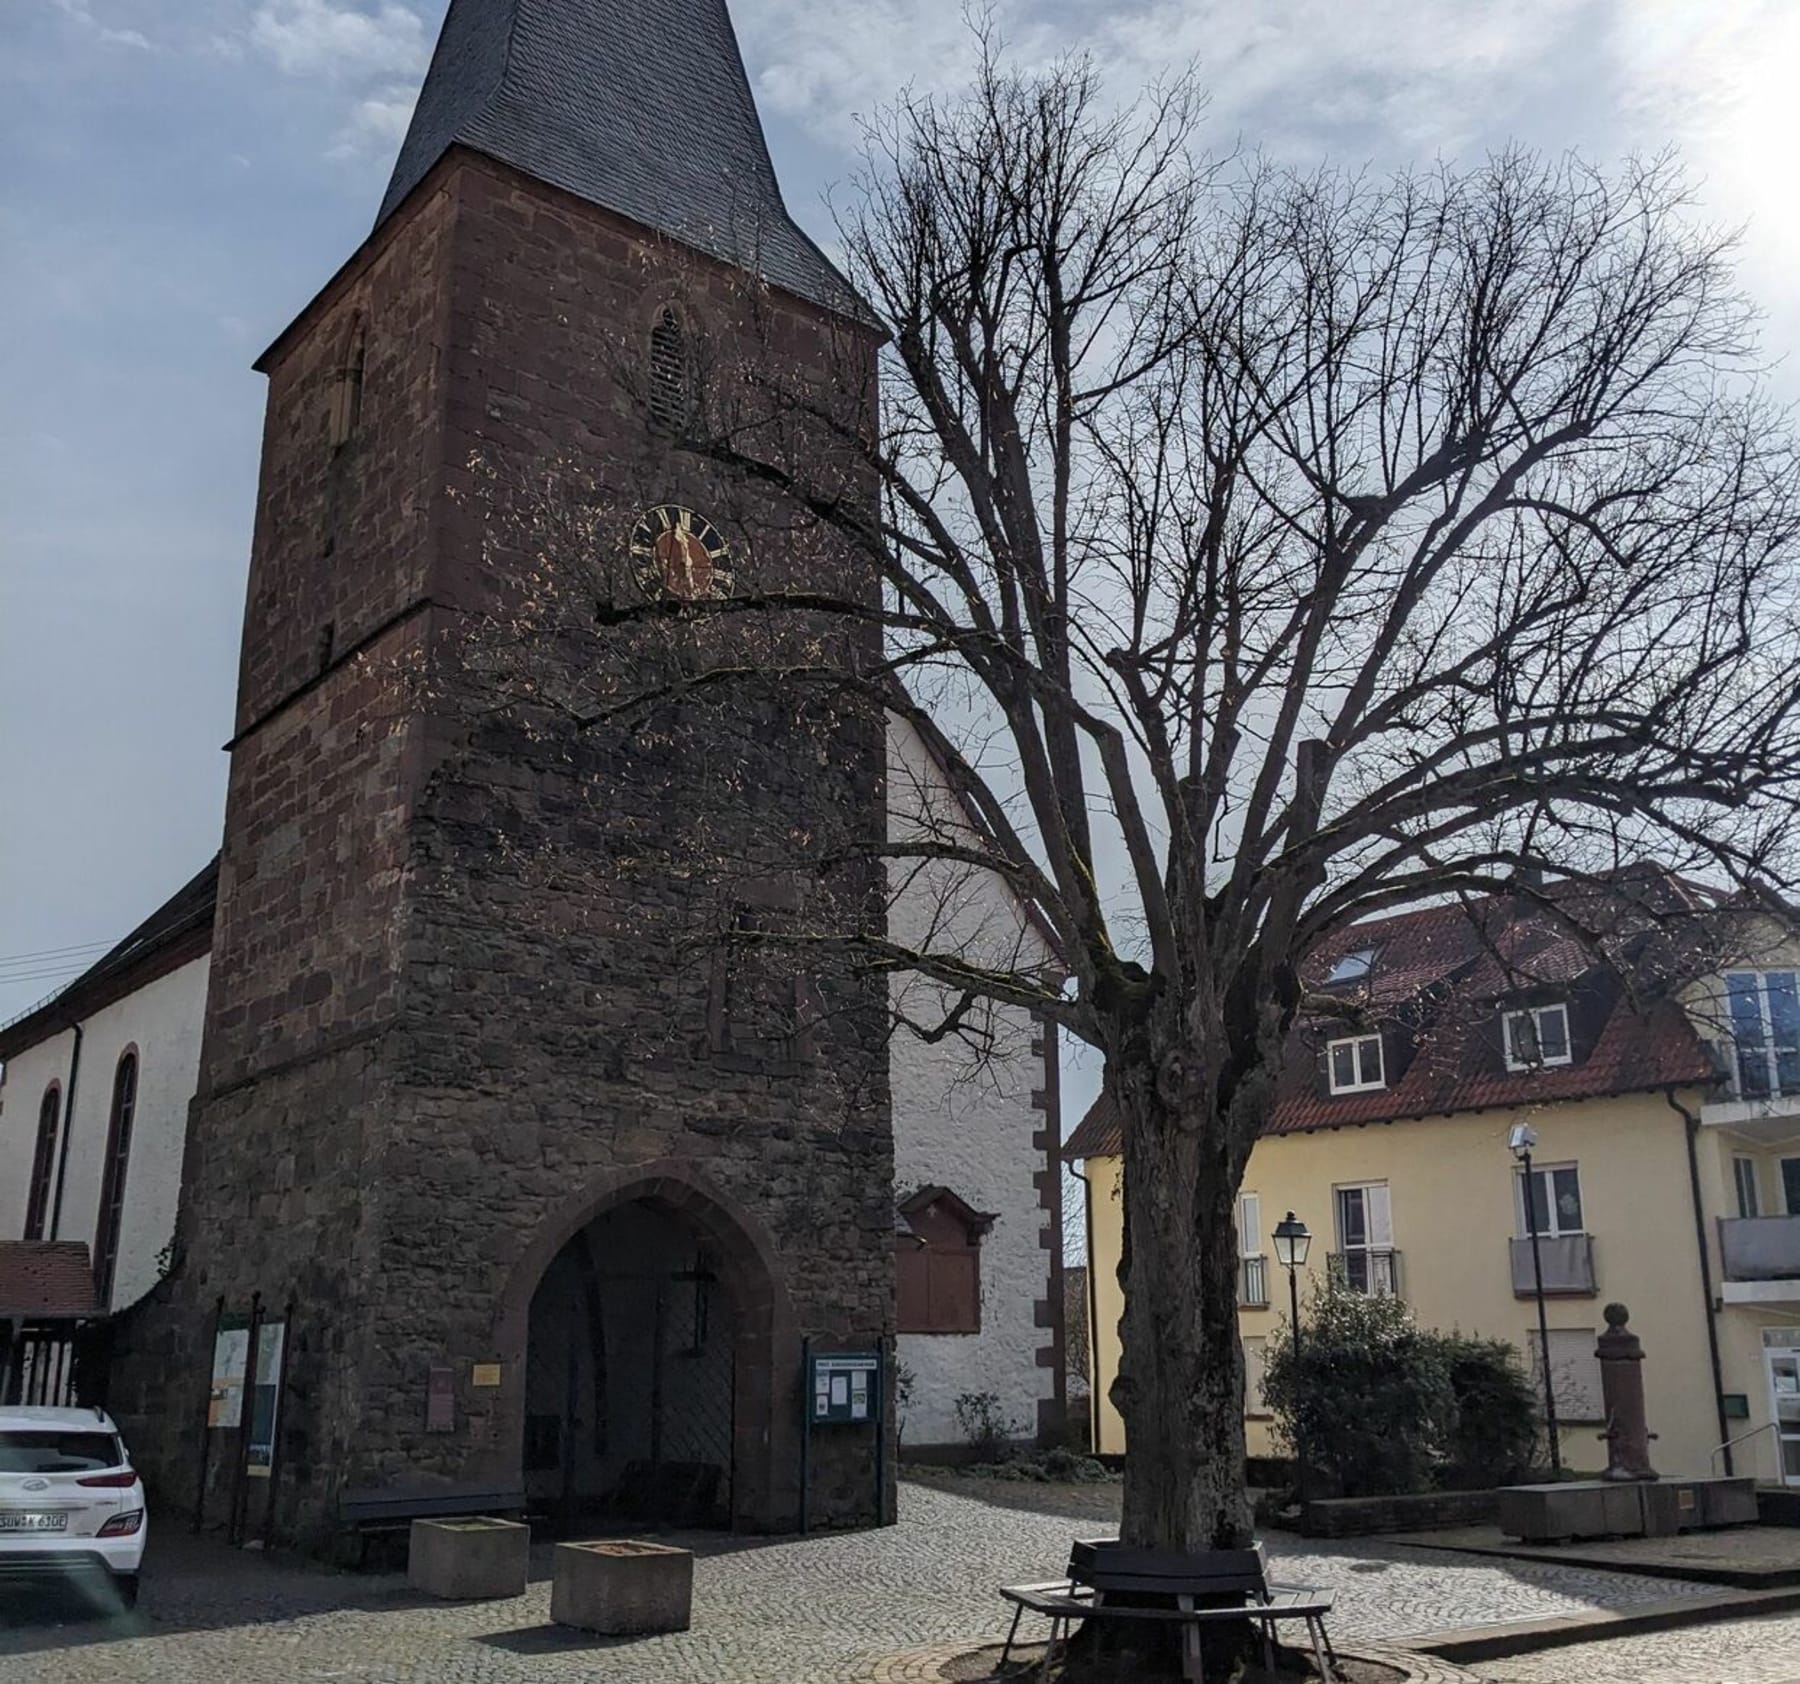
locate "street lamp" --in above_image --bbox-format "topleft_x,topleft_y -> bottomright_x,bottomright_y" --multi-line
1272,1211 -> 1312,1506
1510,1122 -> 1562,1474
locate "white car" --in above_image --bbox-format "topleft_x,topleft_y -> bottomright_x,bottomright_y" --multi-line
0,1405 -> 145,1608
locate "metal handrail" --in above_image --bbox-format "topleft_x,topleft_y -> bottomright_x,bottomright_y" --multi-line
1710,1419 -> 1779,1479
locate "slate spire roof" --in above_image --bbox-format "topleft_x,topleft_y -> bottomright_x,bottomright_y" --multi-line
377,0 -> 864,318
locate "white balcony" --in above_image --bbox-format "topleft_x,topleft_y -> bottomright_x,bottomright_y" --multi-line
1718,1216 -> 1800,1304
1509,1233 -> 1597,1297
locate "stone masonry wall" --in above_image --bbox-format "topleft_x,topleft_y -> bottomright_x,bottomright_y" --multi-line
114,155 -> 895,1545
353,158 -> 893,1531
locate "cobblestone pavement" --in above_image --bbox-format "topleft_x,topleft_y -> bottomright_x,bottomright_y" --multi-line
0,1484 -> 1719,1683
1475,1609 -> 1800,1684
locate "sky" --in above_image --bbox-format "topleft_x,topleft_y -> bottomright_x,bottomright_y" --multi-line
4,0 -> 1800,1132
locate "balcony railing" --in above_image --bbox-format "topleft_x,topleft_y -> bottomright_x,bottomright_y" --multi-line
1329,1248 -> 1401,1297
1708,1039 -> 1800,1104
1719,1215 -> 1800,1281
1239,1253 -> 1269,1308
1509,1233 -> 1597,1297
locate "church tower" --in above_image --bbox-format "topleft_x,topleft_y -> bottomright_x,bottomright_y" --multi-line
114,0 -> 892,1545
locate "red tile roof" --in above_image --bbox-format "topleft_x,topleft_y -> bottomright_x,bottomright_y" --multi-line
0,1242 -> 100,1320
1065,879 -> 1718,1160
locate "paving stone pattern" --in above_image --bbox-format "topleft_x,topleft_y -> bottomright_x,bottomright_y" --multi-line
1476,1609 -> 1800,1684
0,1485 -> 1718,1684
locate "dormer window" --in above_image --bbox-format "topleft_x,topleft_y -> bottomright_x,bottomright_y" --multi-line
1326,947 -> 1378,985
1504,1003 -> 1572,1071
1327,1033 -> 1385,1094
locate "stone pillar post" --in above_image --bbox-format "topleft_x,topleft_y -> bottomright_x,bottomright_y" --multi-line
1597,1302 -> 1658,1482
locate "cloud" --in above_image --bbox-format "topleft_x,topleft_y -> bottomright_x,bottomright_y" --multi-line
743,0 -> 1600,158
330,87 -> 419,158
52,0 -> 153,50
247,0 -> 428,80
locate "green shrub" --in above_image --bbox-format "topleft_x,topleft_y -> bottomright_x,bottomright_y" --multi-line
953,1390 -> 1023,1460
1439,1334 -> 1540,1489
1263,1281 -> 1541,1497
1261,1281 -> 1455,1497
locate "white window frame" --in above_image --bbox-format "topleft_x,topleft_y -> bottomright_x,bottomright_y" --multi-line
1504,1003 -> 1573,1071
1238,1192 -> 1261,1259
1723,971 -> 1800,1100
1326,947 -> 1378,985
1515,1160 -> 1585,1238
1734,1156 -> 1762,1220
1333,1181 -> 1397,1295
1237,1192 -> 1268,1306
1326,1033 -> 1385,1094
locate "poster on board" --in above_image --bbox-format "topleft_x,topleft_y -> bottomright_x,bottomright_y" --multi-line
207,1319 -> 250,1429
246,1322 -> 286,1475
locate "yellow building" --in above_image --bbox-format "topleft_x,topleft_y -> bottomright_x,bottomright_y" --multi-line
1071,890 -> 1800,1487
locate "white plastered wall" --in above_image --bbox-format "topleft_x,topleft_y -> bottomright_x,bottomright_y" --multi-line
0,955 -> 209,1310
885,713 -> 1058,1449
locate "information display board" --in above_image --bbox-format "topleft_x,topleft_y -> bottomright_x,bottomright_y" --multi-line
809,1351 -> 880,1424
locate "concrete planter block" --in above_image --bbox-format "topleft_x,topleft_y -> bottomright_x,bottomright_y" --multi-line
1499,1481 -> 1643,1542
1698,1477 -> 1759,1528
407,1516 -> 530,1600
1641,1476 -> 1760,1535
551,1539 -> 694,1635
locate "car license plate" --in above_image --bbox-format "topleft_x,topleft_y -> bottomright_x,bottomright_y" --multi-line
0,1512 -> 68,1532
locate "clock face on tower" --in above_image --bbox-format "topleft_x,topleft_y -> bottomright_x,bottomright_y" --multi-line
629,504 -> 732,600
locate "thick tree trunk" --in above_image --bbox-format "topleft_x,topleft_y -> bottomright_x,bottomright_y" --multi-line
1108,1050 -> 1253,1554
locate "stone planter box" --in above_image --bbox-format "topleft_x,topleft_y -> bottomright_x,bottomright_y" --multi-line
1300,1488 -> 1499,1538
551,1539 -> 694,1635
1501,1476 -> 1761,1543
1500,1480 -> 1644,1541
407,1516 -> 531,1600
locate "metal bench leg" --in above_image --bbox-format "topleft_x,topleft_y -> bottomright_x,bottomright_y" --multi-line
999,1601 -> 1024,1671
1259,1614 -> 1277,1672
1307,1615 -> 1331,1682
1176,1594 -> 1204,1684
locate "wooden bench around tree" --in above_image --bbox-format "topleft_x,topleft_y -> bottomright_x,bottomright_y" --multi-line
337,1484 -> 528,1565
999,1540 -> 1336,1683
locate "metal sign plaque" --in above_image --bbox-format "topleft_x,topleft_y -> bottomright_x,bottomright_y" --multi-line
809,1351 -> 880,1424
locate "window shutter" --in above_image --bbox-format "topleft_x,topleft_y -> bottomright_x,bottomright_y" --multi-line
1242,1335 -> 1268,1414
1366,1183 -> 1394,1248
927,1250 -> 979,1334
896,1243 -> 931,1332
1238,1193 -> 1261,1259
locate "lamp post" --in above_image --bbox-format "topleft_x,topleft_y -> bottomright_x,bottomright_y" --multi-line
1510,1123 -> 1562,1474
1272,1211 -> 1312,1507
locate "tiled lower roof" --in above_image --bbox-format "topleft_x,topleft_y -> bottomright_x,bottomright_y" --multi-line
0,1242 -> 100,1320
1064,880 -> 1718,1160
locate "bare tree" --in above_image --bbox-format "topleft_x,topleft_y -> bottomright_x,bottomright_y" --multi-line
451,42 -> 1800,1579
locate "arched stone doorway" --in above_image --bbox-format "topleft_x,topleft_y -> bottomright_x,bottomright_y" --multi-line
493,1163 -> 794,1533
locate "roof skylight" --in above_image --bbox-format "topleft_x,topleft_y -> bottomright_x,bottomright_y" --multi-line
1326,947 -> 1378,985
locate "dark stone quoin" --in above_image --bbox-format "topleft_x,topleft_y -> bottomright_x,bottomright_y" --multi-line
106,0 -> 893,1550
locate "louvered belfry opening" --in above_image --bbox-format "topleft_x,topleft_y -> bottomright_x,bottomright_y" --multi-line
648,307 -> 691,431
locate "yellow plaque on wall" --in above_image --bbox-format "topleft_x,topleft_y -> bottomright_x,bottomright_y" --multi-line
471,1362 -> 502,1388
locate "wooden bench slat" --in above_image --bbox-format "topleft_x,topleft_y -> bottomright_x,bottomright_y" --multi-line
338,1487 -> 526,1527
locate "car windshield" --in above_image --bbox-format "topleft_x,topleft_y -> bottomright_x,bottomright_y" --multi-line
0,1431 -> 123,1474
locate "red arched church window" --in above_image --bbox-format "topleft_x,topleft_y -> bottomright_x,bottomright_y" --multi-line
23,1083 -> 60,1241
93,1051 -> 138,1304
